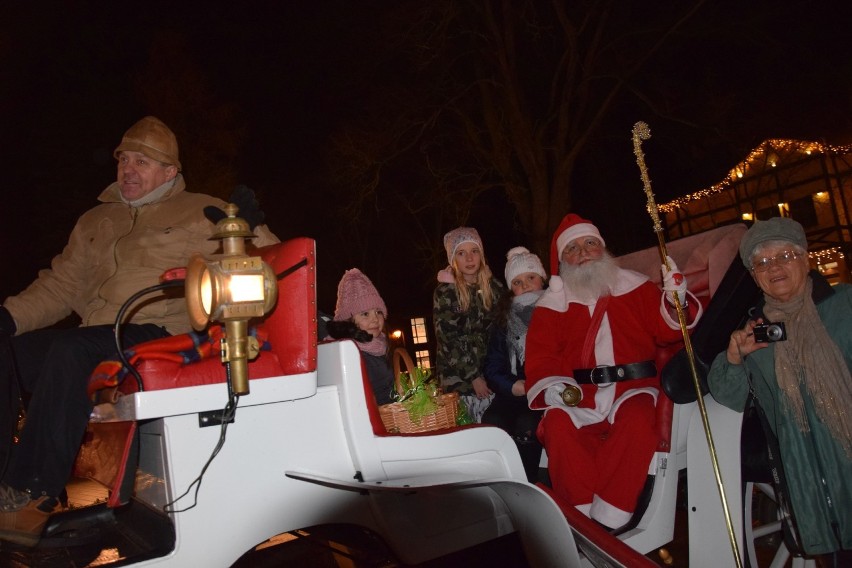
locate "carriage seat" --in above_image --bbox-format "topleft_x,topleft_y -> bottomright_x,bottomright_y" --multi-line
113,237 -> 317,394
617,223 -> 747,453
73,238 -> 317,507
318,340 -> 527,484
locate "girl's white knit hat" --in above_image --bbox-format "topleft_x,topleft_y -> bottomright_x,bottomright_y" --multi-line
504,246 -> 546,286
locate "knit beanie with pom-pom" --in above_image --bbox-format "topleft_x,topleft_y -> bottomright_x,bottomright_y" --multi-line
334,268 -> 388,321
504,246 -> 547,287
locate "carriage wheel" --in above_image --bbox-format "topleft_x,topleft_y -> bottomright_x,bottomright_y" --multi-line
743,482 -> 815,568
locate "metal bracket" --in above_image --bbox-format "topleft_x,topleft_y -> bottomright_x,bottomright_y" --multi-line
198,409 -> 235,428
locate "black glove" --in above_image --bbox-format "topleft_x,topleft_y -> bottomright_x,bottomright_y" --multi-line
203,185 -> 266,230
0,306 -> 16,337
325,320 -> 373,343
203,204 -> 227,225
229,185 -> 265,230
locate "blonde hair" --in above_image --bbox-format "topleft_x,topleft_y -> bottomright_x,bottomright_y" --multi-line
450,256 -> 497,312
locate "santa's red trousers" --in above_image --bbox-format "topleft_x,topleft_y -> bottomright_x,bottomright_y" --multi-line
539,393 -> 657,520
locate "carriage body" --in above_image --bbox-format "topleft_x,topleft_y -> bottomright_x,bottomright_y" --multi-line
26,225 -> 787,568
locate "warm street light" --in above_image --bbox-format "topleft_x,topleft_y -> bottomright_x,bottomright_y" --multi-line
390,329 -> 406,347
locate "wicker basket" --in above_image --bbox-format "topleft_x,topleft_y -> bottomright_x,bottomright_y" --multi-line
378,348 -> 459,434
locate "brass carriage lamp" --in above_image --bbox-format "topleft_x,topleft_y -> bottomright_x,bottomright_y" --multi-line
185,204 -> 278,396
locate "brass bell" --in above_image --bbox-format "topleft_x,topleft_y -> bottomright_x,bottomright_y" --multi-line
560,384 -> 582,407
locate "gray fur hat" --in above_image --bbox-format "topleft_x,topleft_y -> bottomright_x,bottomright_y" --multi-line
739,217 -> 808,267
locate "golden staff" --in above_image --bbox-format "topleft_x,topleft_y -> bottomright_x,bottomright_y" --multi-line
631,121 -> 743,568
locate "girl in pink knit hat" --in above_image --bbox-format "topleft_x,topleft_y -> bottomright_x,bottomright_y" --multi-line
328,268 -> 395,405
433,227 -> 506,422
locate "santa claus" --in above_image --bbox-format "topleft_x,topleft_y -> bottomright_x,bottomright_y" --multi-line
525,213 -> 701,530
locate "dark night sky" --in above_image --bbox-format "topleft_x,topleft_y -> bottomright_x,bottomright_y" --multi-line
2,1 -> 852,324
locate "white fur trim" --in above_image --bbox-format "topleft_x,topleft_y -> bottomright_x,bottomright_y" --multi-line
536,278 -> 568,312
658,289 -> 703,330
590,496 -> 632,529
556,223 -> 605,259
527,375 -> 573,409
606,268 -> 648,296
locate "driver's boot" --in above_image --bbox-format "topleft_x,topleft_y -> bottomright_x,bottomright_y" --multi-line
0,482 -> 58,547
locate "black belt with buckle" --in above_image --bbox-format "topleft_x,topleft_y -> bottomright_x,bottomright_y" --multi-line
573,360 -> 657,385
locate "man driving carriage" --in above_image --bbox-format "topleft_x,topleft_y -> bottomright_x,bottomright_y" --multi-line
0,116 -> 278,546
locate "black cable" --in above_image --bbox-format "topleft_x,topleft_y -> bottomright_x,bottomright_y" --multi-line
159,256 -> 308,513
113,280 -> 185,392
163,366 -> 240,514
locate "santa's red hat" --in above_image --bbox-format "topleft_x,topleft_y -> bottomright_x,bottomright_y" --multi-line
549,214 -> 605,275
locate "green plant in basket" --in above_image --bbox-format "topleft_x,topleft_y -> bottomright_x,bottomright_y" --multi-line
394,366 -> 441,424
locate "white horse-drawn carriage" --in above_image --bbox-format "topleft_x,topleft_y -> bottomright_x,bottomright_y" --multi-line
2,223 -> 806,567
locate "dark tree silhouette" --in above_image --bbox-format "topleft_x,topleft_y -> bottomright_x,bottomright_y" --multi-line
326,0 -> 714,262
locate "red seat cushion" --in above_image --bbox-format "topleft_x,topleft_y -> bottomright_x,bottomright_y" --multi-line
119,237 -> 317,393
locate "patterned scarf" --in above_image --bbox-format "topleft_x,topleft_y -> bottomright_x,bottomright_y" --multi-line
360,333 -> 389,358
763,277 -> 852,459
506,290 -> 543,375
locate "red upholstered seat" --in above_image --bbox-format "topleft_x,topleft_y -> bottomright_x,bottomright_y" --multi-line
75,238 -> 317,506
117,237 -> 317,394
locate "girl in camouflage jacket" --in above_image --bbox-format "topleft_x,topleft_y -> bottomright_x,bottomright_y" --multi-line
433,227 -> 506,422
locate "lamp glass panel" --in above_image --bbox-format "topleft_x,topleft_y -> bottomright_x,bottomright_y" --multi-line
228,274 -> 265,303
200,269 -> 213,316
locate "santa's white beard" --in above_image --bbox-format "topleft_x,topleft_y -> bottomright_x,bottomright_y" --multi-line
559,253 -> 619,301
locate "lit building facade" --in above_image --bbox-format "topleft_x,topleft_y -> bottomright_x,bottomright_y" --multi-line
660,139 -> 851,285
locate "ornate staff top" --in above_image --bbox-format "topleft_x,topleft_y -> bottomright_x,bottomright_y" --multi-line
631,121 -> 663,234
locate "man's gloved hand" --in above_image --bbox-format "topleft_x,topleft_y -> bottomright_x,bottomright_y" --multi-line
0,306 -> 17,337
229,185 -> 265,230
661,255 -> 688,307
203,185 -> 266,230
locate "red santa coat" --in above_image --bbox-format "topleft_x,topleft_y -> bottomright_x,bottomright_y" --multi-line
525,267 -> 699,528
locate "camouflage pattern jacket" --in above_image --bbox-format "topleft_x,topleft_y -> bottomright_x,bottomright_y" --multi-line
432,278 -> 505,395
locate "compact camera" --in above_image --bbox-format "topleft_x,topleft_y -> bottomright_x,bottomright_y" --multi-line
753,321 -> 787,343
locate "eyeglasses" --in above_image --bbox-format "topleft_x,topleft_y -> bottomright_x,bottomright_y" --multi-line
563,238 -> 603,257
751,251 -> 803,272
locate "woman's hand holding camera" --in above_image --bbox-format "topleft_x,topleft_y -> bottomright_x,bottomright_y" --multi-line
725,319 -> 770,365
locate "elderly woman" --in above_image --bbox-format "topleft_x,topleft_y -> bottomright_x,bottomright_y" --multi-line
708,217 -> 852,557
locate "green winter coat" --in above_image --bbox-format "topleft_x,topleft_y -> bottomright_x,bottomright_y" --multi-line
708,279 -> 852,555
433,278 -> 505,395
4,175 -> 279,336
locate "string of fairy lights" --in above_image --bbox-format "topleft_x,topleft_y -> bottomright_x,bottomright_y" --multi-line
658,139 -> 851,278
658,139 -> 852,214
811,247 -> 845,263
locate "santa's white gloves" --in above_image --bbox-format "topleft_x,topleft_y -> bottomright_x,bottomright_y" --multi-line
661,256 -> 688,307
